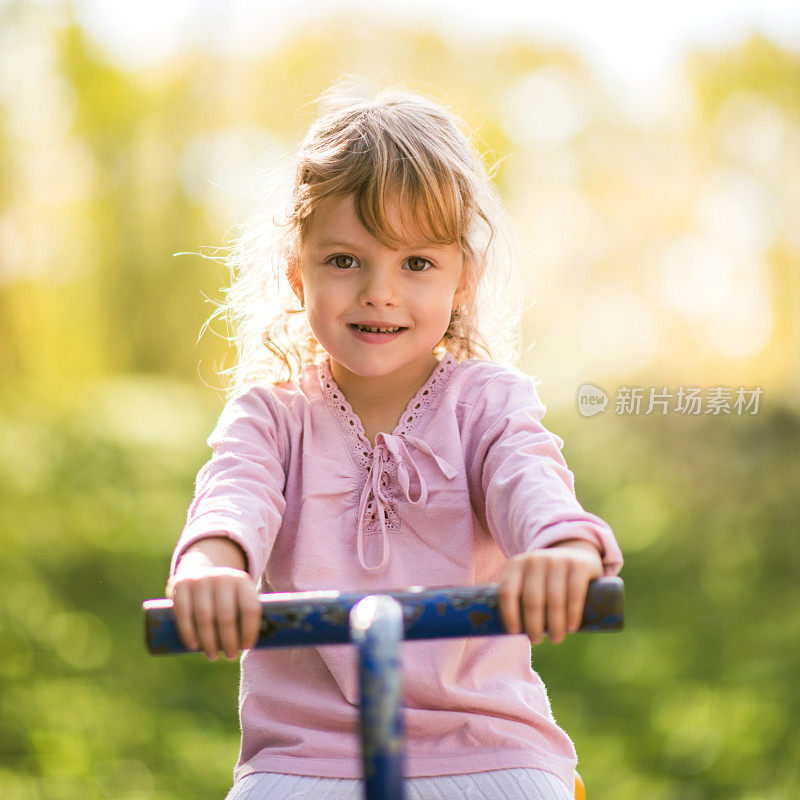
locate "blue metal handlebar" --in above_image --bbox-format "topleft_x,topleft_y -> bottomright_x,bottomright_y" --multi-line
143,577 -> 623,655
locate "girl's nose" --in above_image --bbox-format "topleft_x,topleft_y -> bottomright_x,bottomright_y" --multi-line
358,265 -> 398,307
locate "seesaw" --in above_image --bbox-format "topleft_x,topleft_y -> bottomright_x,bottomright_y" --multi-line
143,577 -> 624,799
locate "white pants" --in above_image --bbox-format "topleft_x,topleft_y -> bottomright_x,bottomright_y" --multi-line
225,768 -> 573,800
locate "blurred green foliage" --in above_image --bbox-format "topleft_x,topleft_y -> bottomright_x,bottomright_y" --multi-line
1,2 -> 799,798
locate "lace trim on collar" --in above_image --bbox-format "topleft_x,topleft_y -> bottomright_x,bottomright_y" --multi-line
317,352 -> 456,470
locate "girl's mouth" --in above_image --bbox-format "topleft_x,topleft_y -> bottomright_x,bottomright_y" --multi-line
347,324 -> 407,344
349,324 -> 406,333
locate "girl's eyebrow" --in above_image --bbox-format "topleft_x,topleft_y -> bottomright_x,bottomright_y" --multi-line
312,237 -> 447,251
312,239 -> 360,250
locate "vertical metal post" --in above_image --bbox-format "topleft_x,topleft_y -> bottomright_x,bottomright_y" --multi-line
350,595 -> 406,800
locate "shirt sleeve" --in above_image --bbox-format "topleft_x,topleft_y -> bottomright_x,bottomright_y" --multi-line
465,368 -> 623,576
169,386 -> 287,583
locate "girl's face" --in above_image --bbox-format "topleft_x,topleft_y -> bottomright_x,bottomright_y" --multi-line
296,193 -> 467,395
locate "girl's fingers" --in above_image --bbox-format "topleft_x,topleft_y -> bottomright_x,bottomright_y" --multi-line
192,588 -> 220,660
521,559 -> 547,644
215,583 -> 240,660
167,569 -> 259,659
239,585 -> 262,651
171,583 -> 199,651
498,561 -> 525,634
545,561 -> 568,644
567,568 -> 589,633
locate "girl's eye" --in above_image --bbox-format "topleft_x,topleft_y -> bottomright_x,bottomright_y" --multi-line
329,255 -> 356,269
406,257 -> 432,272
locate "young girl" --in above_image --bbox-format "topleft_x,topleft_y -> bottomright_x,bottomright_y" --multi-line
166,79 -> 623,800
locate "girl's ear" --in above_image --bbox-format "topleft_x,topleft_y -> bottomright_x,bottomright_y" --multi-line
286,257 -> 305,305
452,255 -> 472,311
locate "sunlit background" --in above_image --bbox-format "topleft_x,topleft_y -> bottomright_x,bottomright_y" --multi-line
1,1 -> 798,798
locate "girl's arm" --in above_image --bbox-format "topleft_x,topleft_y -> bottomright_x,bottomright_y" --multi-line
167,387 -> 288,660
465,368 -> 623,646
170,387 -> 287,584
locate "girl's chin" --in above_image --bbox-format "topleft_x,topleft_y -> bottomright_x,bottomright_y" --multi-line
329,350 -> 439,380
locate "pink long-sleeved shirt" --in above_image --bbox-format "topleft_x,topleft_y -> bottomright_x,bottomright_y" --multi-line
169,352 -> 623,789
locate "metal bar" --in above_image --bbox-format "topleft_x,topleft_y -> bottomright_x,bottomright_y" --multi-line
350,596 -> 406,800
143,577 -> 624,656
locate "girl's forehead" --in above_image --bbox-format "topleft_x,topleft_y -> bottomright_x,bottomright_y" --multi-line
305,194 -> 452,250
308,194 -> 363,232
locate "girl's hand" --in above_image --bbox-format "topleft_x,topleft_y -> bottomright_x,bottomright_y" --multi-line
165,537 -> 261,660
498,539 -> 603,645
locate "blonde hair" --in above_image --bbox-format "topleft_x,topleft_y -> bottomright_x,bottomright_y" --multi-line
209,77 -> 522,395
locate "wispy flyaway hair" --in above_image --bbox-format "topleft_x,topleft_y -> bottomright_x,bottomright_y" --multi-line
209,77 -> 523,394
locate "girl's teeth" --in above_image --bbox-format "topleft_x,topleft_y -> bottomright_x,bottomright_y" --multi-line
357,326 -> 400,333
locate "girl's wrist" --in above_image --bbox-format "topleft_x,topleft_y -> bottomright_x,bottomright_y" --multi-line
178,536 -> 248,573
547,538 -> 602,557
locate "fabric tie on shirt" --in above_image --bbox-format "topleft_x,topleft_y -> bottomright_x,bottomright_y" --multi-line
356,432 -> 458,571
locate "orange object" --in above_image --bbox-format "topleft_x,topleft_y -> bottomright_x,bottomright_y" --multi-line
574,771 -> 587,800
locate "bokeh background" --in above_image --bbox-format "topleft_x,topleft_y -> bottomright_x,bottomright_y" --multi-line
1,1 -> 799,798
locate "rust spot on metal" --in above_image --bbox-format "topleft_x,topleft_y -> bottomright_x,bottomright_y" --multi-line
468,610 -> 491,628
321,604 -> 349,626
401,604 -> 425,626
